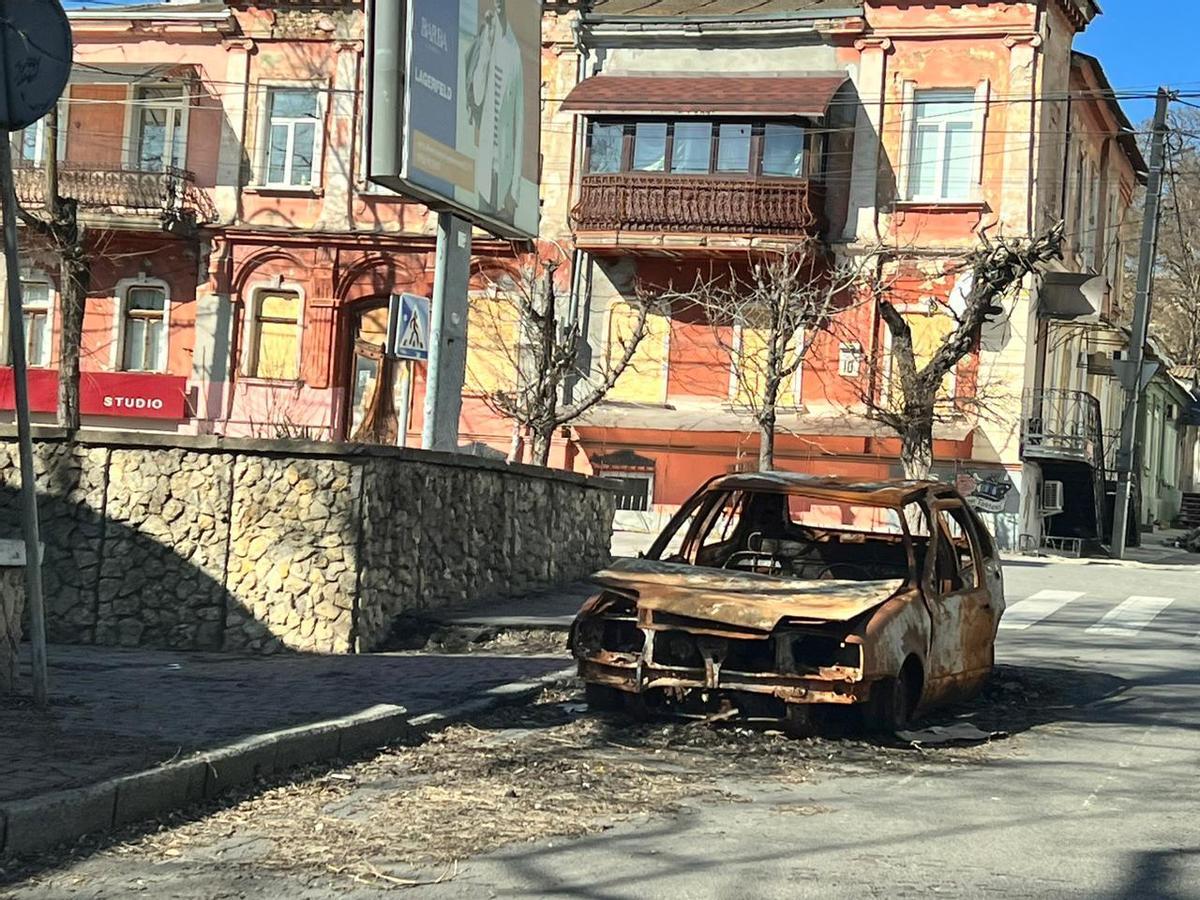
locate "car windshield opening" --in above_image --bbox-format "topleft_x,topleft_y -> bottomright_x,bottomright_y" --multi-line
653,490 -> 914,582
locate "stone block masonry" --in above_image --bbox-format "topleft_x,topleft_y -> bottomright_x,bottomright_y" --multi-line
0,430 -> 615,656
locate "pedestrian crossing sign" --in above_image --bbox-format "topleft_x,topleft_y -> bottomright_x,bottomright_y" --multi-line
387,293 -> 431,362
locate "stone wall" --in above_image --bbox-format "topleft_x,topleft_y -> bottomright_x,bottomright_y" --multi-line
0,431 -> 615,655
0,567 -> 22,692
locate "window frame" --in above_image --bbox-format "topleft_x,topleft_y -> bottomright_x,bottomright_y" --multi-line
8,272 -> 56,369
931,499 -> 985,595
11,97 -> 68,167
729,320 -> 804,408
113,276 -> 171,373
583,116 -> 819,180
242,283 -> 306,382
127,82 -> 190,174
256,83 -> 327,190
905,88 -> 979,203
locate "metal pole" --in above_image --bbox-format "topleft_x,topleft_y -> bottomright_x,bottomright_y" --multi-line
421,212 -> 472,452
1111,88 -> 1171,559
398,360 -> 412,449
0,140 -> 48,705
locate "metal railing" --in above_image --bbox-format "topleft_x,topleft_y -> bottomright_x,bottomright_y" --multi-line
12,162 -> 212,226
1021,389 -> 1105,468
571,173 -> 825,236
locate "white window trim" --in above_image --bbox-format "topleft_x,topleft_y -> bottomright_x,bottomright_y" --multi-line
603,300 -> 669,405
255,81 -> 328,190
123,82 -> 191,173
904,86 -> 983,203
6,270 -> 56,368
242,278 -> 307,382
729,321 -> 804,408
13,97 -> 69,165
112,275 -> 171,373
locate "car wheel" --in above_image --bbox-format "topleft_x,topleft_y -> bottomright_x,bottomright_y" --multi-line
867,660 -> 922,733
584,682 -> 624,712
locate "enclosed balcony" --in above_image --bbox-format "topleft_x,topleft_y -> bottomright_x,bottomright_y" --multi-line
562,73 -> 845,255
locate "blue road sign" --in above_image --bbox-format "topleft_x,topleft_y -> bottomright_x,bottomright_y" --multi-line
387,293 -> 431,362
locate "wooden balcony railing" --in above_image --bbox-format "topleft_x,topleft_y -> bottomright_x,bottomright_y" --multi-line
12,162 -> 214,229
571,173 -> 825,239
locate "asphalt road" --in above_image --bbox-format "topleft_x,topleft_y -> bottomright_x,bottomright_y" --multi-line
421,558 -> 1200,900
7,557 -> 1199,899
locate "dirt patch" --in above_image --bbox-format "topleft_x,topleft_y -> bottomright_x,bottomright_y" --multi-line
381,618 -> 569,656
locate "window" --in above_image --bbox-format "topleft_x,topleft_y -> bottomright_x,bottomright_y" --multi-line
612,475 -> 653,512
1084,163 -> 1100,270
121,284 -> 168,372
588,121 -> 624,173
264,88 -> 320,187
838,342 -> 862,377
606,301 -> 669,403
585,118 -> 815,179
908,89 -> 976,201
716,123 -> 752,173
632,122 -> 667,172
14,119 -> 46,165
934,504 -> 981,592
16,278 -> 52,368
248,290 -> 302,380
133,85 -> 186,172
762,123 -> 805,177
671,121 -> 712,173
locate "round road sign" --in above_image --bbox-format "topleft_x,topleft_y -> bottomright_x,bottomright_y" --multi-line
0,0 -> 73,132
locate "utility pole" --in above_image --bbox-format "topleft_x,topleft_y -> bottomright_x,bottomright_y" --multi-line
1111,88 -> 1172,559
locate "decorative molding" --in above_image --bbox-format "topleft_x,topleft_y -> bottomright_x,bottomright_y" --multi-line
854,37 -> 893,53
1003,33 -> 1044,50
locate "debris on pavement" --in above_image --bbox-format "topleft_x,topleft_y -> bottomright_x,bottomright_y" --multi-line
1165,527 -> 1200,553
896,723 -> 1007,747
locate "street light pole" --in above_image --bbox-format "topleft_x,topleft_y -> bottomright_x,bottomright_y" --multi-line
1111,88 -> 1172,559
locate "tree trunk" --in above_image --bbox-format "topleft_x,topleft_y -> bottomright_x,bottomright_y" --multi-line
57,247 -> 89,432
900,416 -> 934,480
757,378 -> 780,471
530,427 -> 553,468
506,422 -> 524,464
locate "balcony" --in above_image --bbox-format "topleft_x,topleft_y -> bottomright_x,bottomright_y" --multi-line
570,174 -> 825,255
13,163 -> 213,234
1021,389 -> 1105,469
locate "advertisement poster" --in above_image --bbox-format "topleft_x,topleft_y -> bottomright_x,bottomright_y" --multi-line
402,0 -> 540,239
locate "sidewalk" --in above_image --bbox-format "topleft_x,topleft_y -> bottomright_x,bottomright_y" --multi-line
0,644 -> 570,857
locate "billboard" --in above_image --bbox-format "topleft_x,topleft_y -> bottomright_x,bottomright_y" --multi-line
368,0 -> 540,241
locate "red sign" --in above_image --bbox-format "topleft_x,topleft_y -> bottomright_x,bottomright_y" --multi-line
0,368 -> 189,420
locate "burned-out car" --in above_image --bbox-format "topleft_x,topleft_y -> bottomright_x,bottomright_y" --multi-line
571,474 -> 1005,730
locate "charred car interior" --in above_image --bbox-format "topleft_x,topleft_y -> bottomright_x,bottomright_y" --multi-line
571,474 -> 1006,732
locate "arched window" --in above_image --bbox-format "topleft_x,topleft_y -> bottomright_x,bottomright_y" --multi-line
118,280 -> 170,372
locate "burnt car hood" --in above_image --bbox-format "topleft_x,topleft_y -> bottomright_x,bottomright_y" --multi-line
591,558 -> 905,631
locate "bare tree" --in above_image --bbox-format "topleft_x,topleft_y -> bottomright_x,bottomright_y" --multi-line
472,254 -> 659,467
1149,109 -> 1200,367
656,241 -> 869,470
855,224 -> 1065,479
12,107 -> 90,430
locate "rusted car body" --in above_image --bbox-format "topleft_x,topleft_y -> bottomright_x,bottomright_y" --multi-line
571,474 -> 1005,730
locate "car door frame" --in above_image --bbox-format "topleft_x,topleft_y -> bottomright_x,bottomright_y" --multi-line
920,495 -> 998,698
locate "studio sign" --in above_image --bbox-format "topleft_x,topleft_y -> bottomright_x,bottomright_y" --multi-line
102,395 -> 166,412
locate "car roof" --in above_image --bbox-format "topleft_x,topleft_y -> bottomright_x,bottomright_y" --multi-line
706,472 -> 956,506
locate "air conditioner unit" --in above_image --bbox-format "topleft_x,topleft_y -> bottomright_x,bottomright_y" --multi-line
1041,480 -> 1065,515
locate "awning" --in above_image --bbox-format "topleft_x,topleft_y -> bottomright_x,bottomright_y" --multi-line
560,73 -> 848,117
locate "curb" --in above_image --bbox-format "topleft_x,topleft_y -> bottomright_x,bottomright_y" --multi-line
0,666 -> 575,861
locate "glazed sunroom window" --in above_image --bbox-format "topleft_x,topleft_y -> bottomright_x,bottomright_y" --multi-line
587,119 -> 819,178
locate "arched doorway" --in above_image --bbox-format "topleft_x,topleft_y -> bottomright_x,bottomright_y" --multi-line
342,299 -> 415,445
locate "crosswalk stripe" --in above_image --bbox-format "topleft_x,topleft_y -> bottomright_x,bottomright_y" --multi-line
999,590 -> 1085,630
1086,596 -> 1175,635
